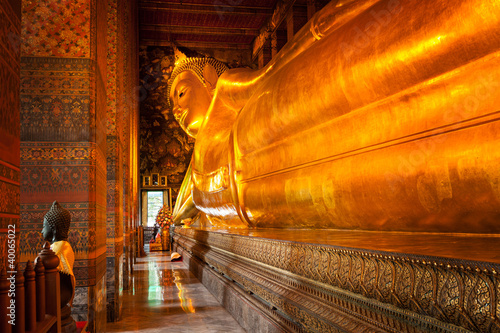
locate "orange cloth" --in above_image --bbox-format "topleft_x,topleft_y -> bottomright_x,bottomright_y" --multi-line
51,241 -> 76,306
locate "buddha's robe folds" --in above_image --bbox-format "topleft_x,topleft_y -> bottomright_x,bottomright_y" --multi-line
51,240 -> 76,305
180,0 -> 500,233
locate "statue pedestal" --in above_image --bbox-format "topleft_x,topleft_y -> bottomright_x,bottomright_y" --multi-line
61,305 -> 77,333
149,228 -> 170,252
149,242 -> 162,252
173,227 -> 500,333
161,228 -> 170,251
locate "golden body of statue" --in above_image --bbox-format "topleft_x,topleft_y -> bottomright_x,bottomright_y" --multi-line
169,0 -> 500,233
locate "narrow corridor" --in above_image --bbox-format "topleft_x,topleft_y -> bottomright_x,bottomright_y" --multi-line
106,249 -> 246,332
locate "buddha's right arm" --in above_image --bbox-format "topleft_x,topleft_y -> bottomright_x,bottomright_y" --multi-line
172,194 -> 198,224
215,0 -> 380,112
173,162 -> 200,224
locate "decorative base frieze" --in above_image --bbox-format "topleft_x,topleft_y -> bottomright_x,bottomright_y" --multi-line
174,244 -> 301,333
173,227 -> 500,333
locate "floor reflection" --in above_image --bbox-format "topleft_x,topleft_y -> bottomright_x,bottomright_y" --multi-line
106,250 -> 246,332
173,270 -> 196,314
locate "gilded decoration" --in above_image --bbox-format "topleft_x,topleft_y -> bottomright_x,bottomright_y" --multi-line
175,228 -> 500,332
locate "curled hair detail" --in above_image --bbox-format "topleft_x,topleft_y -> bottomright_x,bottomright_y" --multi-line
167,57 -> 228,110
44,201 -> 71,241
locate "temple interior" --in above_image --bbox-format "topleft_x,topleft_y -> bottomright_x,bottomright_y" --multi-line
1,0 -> 499,332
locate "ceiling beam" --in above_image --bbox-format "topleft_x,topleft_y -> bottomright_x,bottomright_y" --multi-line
139,0 -> 274,11
140,39 -> 252,50
139,2 -> 272,16
140,24 -> 259,36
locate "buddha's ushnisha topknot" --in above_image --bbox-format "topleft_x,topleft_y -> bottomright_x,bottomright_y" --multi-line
44,201 -> 71,240
167,47 -> 228,110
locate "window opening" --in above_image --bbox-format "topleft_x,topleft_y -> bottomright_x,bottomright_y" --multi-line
147,191 -> 164,227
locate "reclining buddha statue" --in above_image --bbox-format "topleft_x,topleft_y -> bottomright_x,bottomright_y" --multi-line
168,0 -> 500,233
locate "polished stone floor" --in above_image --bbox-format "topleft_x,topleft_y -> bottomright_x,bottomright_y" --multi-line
106,249 -> 246,332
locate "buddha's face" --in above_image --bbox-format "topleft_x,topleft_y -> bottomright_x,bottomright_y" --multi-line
169,71 -> 213,138
41,219 -> 54,242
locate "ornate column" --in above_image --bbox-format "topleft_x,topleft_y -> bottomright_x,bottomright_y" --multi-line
271,32 -> 278,59
286,4 -> 308,42
20,1 -> 108,331
307,0 -> 316,20
257,40 -> 272,69
105,0 -> 124,323
106,0 -> 139,322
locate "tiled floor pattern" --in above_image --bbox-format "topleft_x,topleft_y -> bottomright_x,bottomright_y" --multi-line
106,249 -> 246,332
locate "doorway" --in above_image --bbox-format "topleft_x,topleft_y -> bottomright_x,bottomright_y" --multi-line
141,189 -> 172,227
146,191 -> 163,227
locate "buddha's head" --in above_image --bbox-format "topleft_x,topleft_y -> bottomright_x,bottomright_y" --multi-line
167,51 -> 228,138
42,201 -> 71,243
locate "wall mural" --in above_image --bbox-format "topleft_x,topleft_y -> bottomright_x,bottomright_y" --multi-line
139,46 -> 195,187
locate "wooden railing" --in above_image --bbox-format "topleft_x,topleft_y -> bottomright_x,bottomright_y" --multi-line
1,242 -> 61,333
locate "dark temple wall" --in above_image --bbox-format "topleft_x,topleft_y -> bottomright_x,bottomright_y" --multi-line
0,0 -> 21,269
